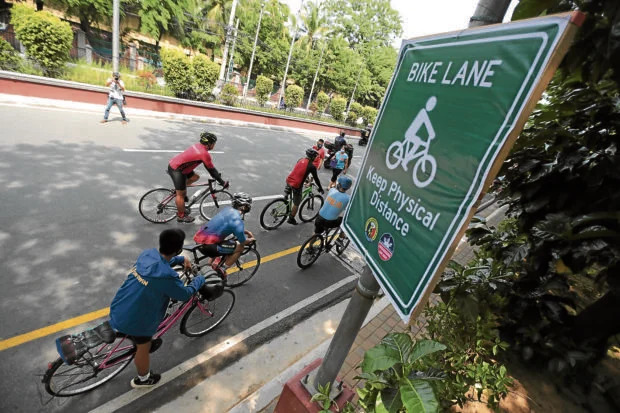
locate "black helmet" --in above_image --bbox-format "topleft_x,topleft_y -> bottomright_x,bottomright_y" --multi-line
232,192 -> 252,211
199,273 -> 225,301
306,148 -> 319,160
200,131 -> 218,145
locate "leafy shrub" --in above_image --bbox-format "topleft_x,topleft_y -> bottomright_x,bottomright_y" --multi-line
355,333 -> 446,412
329,97 -> 347,121
219,83 -> 239,106
161,48 -> 194,98
255,75 -> 273,106
316,91 -> 329,114
192,54 -> 219,101
11,4 -> 73,77
284,84 -> 304,109
361,106 -> 378,125
136,70 -> 157,91
0,38 -> 21,71
308,101 -> 318,115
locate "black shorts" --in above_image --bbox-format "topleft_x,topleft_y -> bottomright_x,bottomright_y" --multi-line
331,168 -> 343,182
198,240 -> 237,257
130,335 -> 153,344
314,215 -> 342,234
284,184 -> 303,206
167,165 -> 196,191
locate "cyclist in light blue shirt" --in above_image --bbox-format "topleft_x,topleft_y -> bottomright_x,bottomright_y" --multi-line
314,175 -> 352,236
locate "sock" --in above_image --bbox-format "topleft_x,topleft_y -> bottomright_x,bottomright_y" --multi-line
138,371 -> 150,382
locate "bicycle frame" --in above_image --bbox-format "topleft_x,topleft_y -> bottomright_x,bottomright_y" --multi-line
158,181 -> 216,209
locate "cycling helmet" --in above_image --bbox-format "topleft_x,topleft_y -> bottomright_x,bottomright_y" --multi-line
337,175 -> 352,190
306,148 -> 319,160
199,273 -> 225,300
200,131 -> 218,145
232,192 -> 252,210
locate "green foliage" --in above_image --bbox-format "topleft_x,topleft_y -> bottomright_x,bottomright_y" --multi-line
11,4 -> 73,77
316,91 -> 329,113
192,54 -> 219,100
285,84 -> 304,109
219,83 -> 239,106
139,0 -> 189,43
329,97 -> 347,121
161,48 -> 194,98
255,75 -> 273,106
310,382 -> 336,413
0,38 -> 21,71
420,258 -> 513,409
49,0 -> 111,34
355,333 -> 445,413
347,101 -> 362,125
361,106 -> 378,125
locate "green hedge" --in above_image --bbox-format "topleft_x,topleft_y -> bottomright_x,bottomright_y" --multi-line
316,91 -> 329,114
361,106 -> 378,125
255,75 -> 273,106
285,84 -> 304,109
220,83 -> 239,106
161,48 -> 194,98
192,54 -> 219,101
330,97 -> 347,121
347,101 -> 363,125
0,38 -> 21,71
11,4 -> 73,77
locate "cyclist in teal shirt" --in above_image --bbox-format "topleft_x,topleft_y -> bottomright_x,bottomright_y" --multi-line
314,175 -> 352,236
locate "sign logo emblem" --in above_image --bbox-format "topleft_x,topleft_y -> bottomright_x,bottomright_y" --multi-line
385,96 -> 438,188
364,218 -> 379,241
378,233 -> 394,261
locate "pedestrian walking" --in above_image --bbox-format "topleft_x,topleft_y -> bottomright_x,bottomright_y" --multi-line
101,71 -> 128,124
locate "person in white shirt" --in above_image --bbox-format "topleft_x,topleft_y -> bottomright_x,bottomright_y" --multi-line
101,71 -> 128,124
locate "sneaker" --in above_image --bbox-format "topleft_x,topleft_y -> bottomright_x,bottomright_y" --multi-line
287,216 -> 298,225
130,371 -> 161,388
211,256 -> 222,270
122,119 -> 128,125
177,214 -> 195,223
149,338 -> 162,354
100,119 -> 108,123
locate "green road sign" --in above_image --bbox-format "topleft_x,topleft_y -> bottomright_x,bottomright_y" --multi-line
343,14 -> 582,320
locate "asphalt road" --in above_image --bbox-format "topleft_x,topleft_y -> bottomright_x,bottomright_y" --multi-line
0,104 -> 366,412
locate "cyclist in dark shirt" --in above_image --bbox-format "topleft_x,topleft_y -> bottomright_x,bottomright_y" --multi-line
285,148 -> 324,225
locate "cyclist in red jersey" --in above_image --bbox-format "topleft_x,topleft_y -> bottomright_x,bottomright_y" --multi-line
285,148 -> 324,225
168,131 -> 228,223
312,139 -> 325,170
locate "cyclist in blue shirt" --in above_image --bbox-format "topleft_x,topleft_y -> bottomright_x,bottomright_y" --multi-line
109,229 -> 205,388
329,146 -> 349,188
193,193 -> 255,275
314,175 -> 352,236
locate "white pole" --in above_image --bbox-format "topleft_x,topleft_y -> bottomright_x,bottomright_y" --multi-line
226,18 -> 240,81
345,62 -> 364,118
305,40 -> 326,111
243,2 -> 265,98
218,0 -> 239,82
112,0 -> 120,71
279,0 -> 304,104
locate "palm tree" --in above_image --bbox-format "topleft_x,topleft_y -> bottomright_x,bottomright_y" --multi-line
299,0 -> 328,50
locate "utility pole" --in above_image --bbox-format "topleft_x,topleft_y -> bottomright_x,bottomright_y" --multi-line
218,0 -> 239,83
112,0 -> 119,72
309,0 -> 512,397
305,39 -> 326,111
243,1 -> 266,98
280,0 -> 304,103
226,18 -> 240,82
345,62 -> 364,120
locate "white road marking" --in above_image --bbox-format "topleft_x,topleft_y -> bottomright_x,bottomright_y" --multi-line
90,274 -> 358,413
123,149 -> 225,154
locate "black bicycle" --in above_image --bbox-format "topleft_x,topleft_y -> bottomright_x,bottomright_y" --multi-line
296,226 -> 350,269
139,178 -> 231,223
259,179 -> 324,230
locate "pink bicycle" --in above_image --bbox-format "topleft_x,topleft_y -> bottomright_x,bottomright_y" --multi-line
42,272 -> 234,397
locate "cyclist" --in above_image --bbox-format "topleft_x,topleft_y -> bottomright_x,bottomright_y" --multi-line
168,131 -> 229,223
312,138 -> 326,170
109,229 -> 205,388
329,145 -> 349,188
285,148 -> 325,225
334,131 -> 347,151
193,192 -> 255,275
313,175 -> 352,240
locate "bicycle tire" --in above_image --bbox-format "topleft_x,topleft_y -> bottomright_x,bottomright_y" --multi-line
298,194 -> 324,222
199,190 -> 233,221
297,235 -> 324,269
180,289 -> 235,337
138,188 -> 177,223
226,247 -> 261,287
44,335 -> 136,397
259,198 -> 289,230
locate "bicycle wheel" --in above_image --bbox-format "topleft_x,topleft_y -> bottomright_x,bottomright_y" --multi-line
226,247 -> 261,287
298,194 -> 324,222
297,235 -> 324,269
139,188 -> 177,223
199,191 -> 233,221
385,141 -> 403,170
180,290 -> 235,337
259,198 -> 289,230
44,335 -> 136,397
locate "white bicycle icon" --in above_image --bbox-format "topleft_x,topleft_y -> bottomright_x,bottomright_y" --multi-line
385,96 -> 438,188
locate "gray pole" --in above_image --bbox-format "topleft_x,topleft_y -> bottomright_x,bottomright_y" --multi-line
112,0 -> 120,72
305,40 -> 326,111
243,2 -> 265,98
345,62 -> 364,119
226,18 -> 240,82
218,0 -> 239,82
468,0 -> 511,27
280,0 -> 304,103
310,0 -> 511,395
